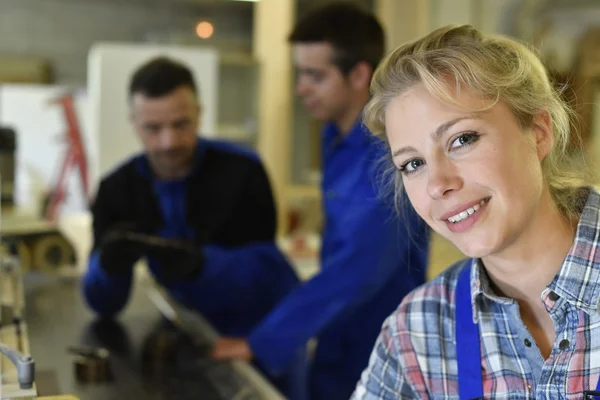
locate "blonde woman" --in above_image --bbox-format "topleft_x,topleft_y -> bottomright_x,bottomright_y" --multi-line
352,24 -> 600,399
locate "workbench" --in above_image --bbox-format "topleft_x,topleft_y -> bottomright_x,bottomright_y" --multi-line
17,272 -> 285,399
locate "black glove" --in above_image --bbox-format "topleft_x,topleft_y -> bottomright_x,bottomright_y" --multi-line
146,240 -> 204,282
99,227 -> 147,276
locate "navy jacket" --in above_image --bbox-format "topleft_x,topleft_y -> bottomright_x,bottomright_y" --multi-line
247,119 -> 430,400
82,139 -> 302,394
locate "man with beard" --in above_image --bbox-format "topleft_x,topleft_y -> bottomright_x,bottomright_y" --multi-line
82,56 -> 303,398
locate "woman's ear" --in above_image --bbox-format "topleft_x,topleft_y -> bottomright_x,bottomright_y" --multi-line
532,110 -> 553,161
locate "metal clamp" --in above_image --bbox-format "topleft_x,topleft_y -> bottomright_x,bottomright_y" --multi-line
0,343 -> 35,389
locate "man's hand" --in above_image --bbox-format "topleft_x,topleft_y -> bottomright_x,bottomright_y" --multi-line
211,338 -> 253,362
146,240 -> 203,282
99,226 -> 147,275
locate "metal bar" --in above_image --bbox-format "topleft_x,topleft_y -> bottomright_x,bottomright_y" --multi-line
147,284 -> 287,400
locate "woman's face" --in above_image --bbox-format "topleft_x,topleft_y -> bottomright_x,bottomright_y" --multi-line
385,83 -> 553,258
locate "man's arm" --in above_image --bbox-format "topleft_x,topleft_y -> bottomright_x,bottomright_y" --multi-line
82,180 -> 135,318
244,200 -> 428,374
164,158 -> 298,323
167,242 -> 296,316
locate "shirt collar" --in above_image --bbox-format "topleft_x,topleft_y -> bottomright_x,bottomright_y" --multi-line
469,187 -> 600,319
135,137 -> 205,181
469,258 -> 510,323
549,187 -> 600,316
322,114 -> 369,148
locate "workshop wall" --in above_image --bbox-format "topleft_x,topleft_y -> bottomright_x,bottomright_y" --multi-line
0,0 -> 252,85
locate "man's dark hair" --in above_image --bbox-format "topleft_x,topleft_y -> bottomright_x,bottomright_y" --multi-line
288,2 -> 385,75
129,56 -> 198,99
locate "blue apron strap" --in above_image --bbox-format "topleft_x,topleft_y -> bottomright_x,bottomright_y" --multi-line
455,261 -> 484,399
456,262 -> 600,399
585,369 -> 600,398
593,374 -> 600,398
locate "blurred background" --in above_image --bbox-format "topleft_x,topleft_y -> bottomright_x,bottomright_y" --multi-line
2,0 -> 600,398
0,0 -> 599,280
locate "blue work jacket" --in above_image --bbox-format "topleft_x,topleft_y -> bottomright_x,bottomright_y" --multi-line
247,118 -> 430,400
82,139 -> 303,398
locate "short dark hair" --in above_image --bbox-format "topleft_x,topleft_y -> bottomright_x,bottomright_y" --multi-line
288,2 -> 385,75
129,56 -> 198,99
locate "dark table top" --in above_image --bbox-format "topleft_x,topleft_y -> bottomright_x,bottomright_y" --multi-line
22,273 -> 264,400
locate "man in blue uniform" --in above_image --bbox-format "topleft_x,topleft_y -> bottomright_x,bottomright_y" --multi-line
81,57 -> 302,397
211,3 -> 430,400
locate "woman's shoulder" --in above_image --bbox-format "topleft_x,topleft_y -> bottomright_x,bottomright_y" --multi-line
373,259 -> 472,394
385,258 -> 471,339
404,258 -> 469,310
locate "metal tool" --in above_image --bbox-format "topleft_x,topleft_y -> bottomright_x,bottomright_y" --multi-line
0,251 -> 37,397
103,231 -> 197,252
0,344 -> 34,389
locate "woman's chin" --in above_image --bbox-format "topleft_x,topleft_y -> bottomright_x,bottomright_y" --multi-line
453,241 -> 494,259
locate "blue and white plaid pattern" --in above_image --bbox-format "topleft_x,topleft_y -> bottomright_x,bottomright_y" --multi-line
352,188 -> 600,399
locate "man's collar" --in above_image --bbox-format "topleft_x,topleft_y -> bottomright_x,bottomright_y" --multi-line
135,138 -> 204,181
322,114 -> 369,148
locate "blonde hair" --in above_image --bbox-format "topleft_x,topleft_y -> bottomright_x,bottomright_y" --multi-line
365,24 -> 593,219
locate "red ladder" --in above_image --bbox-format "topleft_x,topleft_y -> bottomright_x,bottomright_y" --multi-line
44,92 -> 89,222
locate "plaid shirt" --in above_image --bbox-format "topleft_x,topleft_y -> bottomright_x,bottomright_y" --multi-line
352,188 -> 600,399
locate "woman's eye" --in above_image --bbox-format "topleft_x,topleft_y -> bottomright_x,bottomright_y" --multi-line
450,132 -> 480,149
399,159 -> 424,175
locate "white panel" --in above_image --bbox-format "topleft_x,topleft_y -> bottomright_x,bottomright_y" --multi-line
0,84 -> 92,214
87,43 -> 219,179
